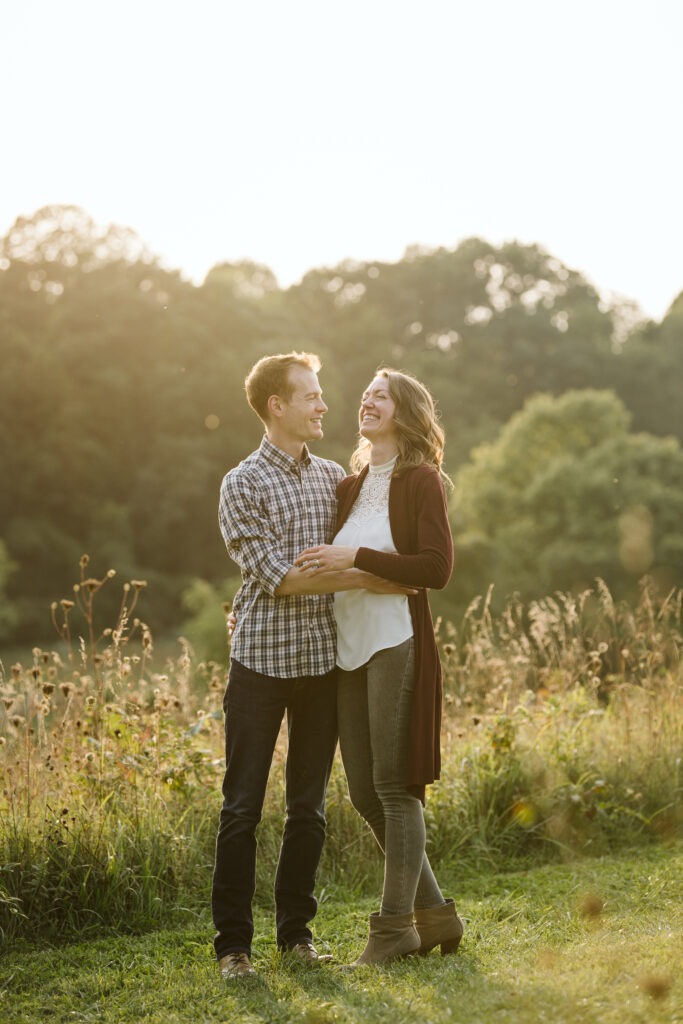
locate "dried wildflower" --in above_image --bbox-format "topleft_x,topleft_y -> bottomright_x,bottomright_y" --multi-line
59,682 -> 74,697
82,578 -> 101,593
2,698 -> 14,710
131,580 -> 147,590
84,752 -> 95,762
579,893 -> 604,919
106,569 -> 116,578
42,682 -> 55,696
80,554 -> 90,568
0,737 -> 5,747
85,696 -> 96,708
48,667 -> 57,679
9,715 -> 25,728
60,599 -> 75,611
93,654 -> 104,665
442,643 -> 455,655
11,664 -> 22,680
31,667 -> 41,680
639,974 -> 672,1000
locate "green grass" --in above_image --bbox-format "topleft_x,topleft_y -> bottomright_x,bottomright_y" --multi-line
2,845 -> 681,1024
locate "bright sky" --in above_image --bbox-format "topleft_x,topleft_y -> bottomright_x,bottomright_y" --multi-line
3,0 -> 682,319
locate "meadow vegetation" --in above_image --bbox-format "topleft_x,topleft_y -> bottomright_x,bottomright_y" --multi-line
1,562 -> 680,948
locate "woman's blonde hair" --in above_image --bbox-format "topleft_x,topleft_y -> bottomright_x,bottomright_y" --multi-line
350,368 -> 452,486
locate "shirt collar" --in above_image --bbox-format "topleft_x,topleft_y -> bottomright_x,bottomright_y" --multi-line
259,435 -> 312,473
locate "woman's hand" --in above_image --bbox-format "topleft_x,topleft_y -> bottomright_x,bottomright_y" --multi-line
293,544 -> 358,575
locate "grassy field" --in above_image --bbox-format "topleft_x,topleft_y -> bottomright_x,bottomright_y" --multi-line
1,571 -> 681,1021
2,844 -> 681,1024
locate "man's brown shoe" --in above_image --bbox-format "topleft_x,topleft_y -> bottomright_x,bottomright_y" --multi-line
287,941 -> 333,964
219,952 -> 257,979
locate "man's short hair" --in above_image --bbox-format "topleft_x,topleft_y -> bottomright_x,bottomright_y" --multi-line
245,351 -> 322,423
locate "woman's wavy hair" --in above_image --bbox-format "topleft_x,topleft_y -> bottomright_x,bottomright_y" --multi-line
350,368 -> 452,487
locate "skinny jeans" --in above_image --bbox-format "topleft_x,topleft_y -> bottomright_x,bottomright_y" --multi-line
211,659 -> 337,959
337,637 -> 444,916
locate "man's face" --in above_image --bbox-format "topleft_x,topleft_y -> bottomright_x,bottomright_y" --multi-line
277,366 -> 328,443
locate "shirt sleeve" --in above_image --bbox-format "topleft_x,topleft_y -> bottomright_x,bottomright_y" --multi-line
218,472 -> 292,597
353,469 -> 454,589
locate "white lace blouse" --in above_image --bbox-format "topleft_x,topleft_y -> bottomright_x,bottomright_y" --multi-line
333,457 -> 414,671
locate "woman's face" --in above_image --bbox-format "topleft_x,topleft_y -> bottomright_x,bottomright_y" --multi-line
359,376 -> 398,443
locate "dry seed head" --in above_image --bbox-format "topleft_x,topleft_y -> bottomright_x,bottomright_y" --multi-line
84,752 -> 95,762
59,682 -> 74,697
107,569 -> 116,578
639,974 -> 672,1000
31,667 -> 41,680
42,682 -> 55,696
60,599 -> 75,611
579,893 -> 604,919
41,653 -> 49,665
80,554 -> 90,567
82,578 -> 100,593
48,667 -> 57,679
2,698 -> 14,710
131,580 -> 147,590
9,715 -> 25,727
11,664 -> 22,680
85,696 -> 96,708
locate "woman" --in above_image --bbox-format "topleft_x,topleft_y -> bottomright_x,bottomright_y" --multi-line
294,368 -> 463,966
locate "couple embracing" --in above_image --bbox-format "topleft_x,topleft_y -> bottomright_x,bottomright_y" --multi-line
213,351 -> 463,979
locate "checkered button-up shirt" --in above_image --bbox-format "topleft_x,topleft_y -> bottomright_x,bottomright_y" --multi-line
218,436 -> 345,678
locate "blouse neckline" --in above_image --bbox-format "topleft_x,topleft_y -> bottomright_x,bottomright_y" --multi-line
368,455 -> 398,478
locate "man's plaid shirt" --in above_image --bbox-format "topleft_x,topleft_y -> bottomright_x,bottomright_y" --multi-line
219,436 -> 345,678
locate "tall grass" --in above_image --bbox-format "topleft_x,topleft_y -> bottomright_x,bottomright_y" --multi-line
1,562 -> 681,944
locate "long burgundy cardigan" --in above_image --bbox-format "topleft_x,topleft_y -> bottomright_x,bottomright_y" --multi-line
335,463 -> 454,804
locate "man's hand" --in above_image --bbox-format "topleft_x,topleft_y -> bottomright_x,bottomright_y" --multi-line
226,610 -> 237,637
294,544 -> 358,574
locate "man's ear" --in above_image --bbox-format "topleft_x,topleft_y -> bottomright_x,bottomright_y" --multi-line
267,394 -> 283,420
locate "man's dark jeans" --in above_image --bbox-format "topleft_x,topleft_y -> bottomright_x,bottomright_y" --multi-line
211,659 -> 338,959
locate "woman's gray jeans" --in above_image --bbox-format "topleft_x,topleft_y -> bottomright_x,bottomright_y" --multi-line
337,637 -> 444,916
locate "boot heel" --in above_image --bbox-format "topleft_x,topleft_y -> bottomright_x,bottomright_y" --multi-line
440,935 -> 462,956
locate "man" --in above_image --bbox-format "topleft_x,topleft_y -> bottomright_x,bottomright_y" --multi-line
213,351 -> 413,979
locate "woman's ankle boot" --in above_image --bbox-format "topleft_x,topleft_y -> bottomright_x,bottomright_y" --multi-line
414,898 -> 464,955
351,911 -> 420,966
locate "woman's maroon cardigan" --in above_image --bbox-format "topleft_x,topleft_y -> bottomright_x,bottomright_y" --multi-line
335,463 -> 454,803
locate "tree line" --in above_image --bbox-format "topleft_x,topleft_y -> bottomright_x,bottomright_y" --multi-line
1,205 -> 682,643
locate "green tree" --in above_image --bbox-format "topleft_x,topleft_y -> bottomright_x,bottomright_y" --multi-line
450,390 -> 683,607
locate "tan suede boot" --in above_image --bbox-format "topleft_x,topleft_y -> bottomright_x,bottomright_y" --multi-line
414,898 -> 464,955
351,911 -> 421,966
